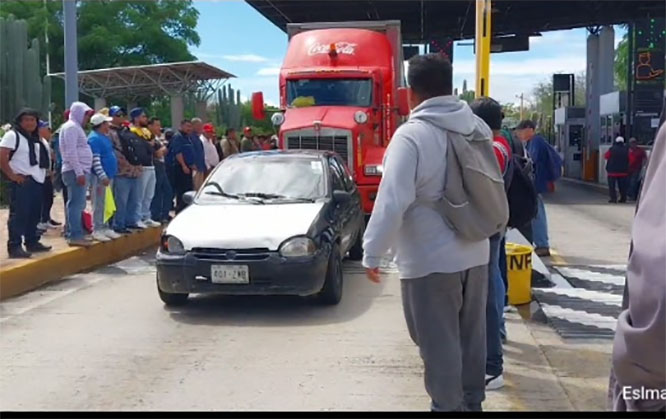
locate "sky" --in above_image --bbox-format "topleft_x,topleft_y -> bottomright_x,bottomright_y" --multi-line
191,1 -> 626,106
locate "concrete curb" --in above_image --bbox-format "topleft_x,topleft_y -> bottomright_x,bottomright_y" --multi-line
0,227 -> 162,301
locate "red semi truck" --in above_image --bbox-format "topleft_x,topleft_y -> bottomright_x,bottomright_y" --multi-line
252,20 -> 410,217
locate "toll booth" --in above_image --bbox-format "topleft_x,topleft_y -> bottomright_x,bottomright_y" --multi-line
554,107 -> 586,179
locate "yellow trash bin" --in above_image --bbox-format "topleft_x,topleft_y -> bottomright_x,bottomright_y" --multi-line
505,242 -> 533,305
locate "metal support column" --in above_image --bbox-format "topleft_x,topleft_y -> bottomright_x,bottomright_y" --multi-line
475,0 -> 491,98
63,0 -> 79,107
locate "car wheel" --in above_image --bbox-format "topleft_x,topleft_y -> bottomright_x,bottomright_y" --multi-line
318,243 -> 343,305
157,279 -> 189,306
348,220 -> 365,261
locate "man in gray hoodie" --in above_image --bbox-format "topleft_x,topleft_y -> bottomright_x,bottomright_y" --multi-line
363,54 -> 490,411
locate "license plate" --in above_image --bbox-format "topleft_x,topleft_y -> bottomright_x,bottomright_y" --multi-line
211,265 -> 249,284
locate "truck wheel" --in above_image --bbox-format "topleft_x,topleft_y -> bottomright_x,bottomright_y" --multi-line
157,279 -> 189,306
318,243 -> 343,305
348,220 -> 365,261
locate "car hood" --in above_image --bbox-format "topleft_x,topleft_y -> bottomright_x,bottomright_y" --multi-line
165,202 -> 325,251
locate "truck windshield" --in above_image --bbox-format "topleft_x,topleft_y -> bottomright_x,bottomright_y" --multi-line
287,78 -> 372,107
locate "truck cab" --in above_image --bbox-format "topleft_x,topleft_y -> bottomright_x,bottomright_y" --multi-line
253,21 -> 409,216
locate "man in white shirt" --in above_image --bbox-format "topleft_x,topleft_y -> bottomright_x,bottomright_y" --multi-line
0,109 -> 53,258
201,123 -> 220,175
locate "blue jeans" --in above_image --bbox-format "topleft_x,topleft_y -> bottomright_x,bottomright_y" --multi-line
531,194 -> 549,249
112,176 -> 140,230
62,170 -> 90,240
151,162 -> 173,221
486,233 -> 505,377
138,166 -> 156,222
628,172 -> 641,200
91,176 -> 107,232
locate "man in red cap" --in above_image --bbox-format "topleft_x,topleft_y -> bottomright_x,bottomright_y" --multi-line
201,122 -> 220,175
240,126 -> 258,153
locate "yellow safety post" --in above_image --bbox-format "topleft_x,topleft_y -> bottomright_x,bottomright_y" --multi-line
475,0 -> 492,98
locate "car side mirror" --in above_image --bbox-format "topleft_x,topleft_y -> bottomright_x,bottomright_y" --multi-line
397,87 -> 410,116
182,191 -> 196,206
333,190 -> 351,204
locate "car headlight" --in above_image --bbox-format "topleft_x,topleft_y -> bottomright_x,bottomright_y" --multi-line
161,235 -> 185,254
271,112 -> 285,126
364,164 -> 383,176
279,236 -> 316,257
354,110 -> 368,124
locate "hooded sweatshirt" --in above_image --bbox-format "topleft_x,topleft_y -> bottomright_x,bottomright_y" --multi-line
608,123 -> 666,412
59,102 -> 93,176
363,96 -> 490,279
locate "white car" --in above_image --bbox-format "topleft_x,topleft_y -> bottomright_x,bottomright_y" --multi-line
156,150 -> 365,306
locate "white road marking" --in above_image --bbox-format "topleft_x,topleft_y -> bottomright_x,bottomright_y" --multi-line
535,287 -> 622,306
554,267 -> 625,286
589,264 -> 627,271
539,303 -> 618,331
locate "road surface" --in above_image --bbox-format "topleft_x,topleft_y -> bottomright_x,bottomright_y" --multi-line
0,181 -> 634,411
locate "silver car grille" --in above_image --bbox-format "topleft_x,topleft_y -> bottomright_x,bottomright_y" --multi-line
284,129 -> 353,168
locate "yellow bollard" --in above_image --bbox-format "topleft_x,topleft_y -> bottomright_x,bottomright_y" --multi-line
505,242 -> 533,305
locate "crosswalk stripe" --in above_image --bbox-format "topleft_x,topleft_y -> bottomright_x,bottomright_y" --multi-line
534,287 -> 622,306
539,303 -> 618,331
589,264 -> 627,271
554,267 -> 625,286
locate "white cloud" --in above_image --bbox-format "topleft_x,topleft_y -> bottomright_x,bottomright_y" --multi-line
256,67 -> 281,76
197,53 -> 270,63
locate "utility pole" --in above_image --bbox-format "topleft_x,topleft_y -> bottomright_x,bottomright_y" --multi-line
63,0 -> 78,108
516,93 -> 525,120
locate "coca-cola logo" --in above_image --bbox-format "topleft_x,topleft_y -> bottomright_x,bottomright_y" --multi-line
308,42 -> 357,56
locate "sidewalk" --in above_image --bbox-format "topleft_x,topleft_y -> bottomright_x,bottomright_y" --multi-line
0,194 -> 162,300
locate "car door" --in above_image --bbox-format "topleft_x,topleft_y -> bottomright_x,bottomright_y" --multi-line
328,157 -> 354,254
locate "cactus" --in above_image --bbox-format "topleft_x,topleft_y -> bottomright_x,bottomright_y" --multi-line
0,16 -> 50,124
215,83 -> 243,131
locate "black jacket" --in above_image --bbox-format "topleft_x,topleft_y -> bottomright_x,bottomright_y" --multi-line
606,143 -> 629,175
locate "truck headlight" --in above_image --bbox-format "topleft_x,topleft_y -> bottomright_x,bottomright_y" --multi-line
271,112 -> 285,126
364,164 -> 383,176
354,110 -> 368,124
279,236 -> 316,257
161,235 -> 185,254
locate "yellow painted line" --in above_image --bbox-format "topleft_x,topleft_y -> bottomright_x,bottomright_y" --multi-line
0,227 -> 162,301
549,249 -> 566,266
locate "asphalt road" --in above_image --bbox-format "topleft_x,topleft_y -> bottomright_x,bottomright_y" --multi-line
0,181 -> 635,412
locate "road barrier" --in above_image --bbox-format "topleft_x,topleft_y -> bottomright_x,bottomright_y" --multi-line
0,227 -> 162,301
506,242 -> 533,305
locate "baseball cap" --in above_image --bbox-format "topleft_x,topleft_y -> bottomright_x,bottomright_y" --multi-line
615,136 -> 625,143
129,107 -> 145,120
515,120 -> 536,130
203,123 -> 215,133
109,106 -> 126,117
38,120 -> 50,129
90,113 -> 113,127
244,126 -> 252,134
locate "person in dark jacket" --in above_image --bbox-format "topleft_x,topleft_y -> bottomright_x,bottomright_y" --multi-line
605,136 -> 630,203
167,120 -> 196,213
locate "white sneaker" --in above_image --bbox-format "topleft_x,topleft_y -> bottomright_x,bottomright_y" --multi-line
104,229 -> 122,239
144,219 -> 161,228
92,231 -> 111,242
37,222 -> 49,231
136,221 -> 148,229
485,374 -> 505,390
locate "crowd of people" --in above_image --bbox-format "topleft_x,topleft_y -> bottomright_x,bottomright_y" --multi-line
1,102 -> 276,258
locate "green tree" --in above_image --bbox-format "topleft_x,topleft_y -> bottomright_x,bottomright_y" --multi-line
615,32 -> 629,90
0,0 -> 200,73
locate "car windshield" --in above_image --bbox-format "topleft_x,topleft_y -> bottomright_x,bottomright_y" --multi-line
197,155 -> 327,204
287,78 -> 372,107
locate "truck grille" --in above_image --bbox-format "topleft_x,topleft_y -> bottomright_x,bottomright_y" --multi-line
285,130 -> 352,167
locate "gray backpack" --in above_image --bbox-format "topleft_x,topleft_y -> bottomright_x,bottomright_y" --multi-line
426,115 -> 509,241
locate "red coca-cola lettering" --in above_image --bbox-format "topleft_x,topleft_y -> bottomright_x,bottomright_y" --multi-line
308,42 -> 357,56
